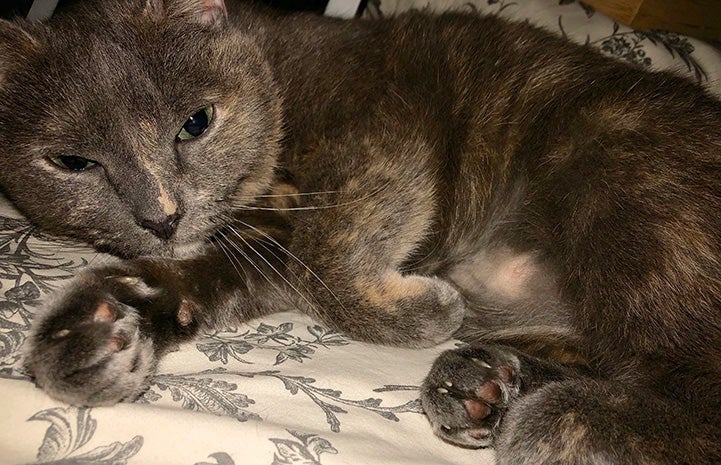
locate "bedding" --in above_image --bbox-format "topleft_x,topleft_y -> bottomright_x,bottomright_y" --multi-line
1,1 -> 720,464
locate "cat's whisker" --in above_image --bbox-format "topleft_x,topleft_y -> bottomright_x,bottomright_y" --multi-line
239,231 -> 328,316
235,204 -> 346,212
217,228 -> 286,299
233,218 -> 348,316
225,225 -> 322,316
235,180 -> 394,212
252,234 -> 341,316
214,231 -> 249,282
253,189 -> 342,198
216,231 -> 262,297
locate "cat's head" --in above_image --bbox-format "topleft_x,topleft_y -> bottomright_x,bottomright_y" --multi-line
0,0 -> 283,257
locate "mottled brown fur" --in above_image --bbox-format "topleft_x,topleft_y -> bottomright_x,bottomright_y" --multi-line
1,0 -> 720,463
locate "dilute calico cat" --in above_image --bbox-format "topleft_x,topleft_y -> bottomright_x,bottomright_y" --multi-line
1,0 -> 720,463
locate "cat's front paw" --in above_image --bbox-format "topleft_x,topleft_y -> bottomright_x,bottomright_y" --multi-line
24,267 -> 195,406
420,345 -> 522,448
415,278 -> 466,346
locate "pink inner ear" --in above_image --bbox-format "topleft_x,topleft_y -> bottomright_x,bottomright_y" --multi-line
201,0 -> 228,25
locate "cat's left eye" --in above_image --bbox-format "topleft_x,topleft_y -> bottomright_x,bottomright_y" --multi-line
177,105 -> 214,141
48,155 -> 98,171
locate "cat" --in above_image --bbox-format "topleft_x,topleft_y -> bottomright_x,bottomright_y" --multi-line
1,0 -> 720,464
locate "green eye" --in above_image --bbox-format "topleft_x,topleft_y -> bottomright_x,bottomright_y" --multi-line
177,105 -> 214,141
48,155 -> 97,171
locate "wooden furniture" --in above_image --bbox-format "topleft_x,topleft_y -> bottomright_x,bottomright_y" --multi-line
581,0 -> 721,41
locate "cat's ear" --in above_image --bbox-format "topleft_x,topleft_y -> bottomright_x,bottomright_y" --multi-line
0,19 -> 42,85
145,0 -> 228,28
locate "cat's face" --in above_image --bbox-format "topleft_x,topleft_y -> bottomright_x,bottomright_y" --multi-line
0,0 -> 283,257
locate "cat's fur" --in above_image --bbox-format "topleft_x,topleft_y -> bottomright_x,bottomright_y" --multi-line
1,0 -> 720,463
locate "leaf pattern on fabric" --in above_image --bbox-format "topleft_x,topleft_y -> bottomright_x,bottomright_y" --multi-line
564,0 -> 595,17
140,367 -> 422,433
0,219 -> 92,294
0,327 -> 24,373
485,0 -> 517,14
28,406 -> 143,464
257,371 -> 422,432
640,30 -> 706,81
270,430 -> 338,465
552,2 -> 708,83
142,371 -> 261,422
597,28 -> 654,67
194,452 -> 236,465
585,28 -> 706,81
0,215 -> 97,378
197,322 -> 349,366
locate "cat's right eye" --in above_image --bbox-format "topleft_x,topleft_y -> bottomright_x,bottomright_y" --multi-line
176,105 -> 214,141
48,155 -> 98,171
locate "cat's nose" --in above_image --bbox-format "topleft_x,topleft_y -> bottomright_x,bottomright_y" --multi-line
139,214 -> 181,240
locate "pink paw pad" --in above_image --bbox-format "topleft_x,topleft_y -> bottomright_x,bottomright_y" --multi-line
464,399 -> 491,420
92,301 -> 126,352
497,365 -> 516,383
467,427 -> 492,440
93,301 -> 117,323
177,299 -> 194,327
475,380 -> 502,403
107,334 -> 125,352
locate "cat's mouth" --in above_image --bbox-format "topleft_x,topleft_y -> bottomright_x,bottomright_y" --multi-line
88,223 -> 210,259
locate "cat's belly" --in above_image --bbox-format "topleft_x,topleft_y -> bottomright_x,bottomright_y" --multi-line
444,246 -> 577,344
448,247 -> 541,303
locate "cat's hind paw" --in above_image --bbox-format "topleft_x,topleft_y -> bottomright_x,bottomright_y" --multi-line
420,345 -> 522,448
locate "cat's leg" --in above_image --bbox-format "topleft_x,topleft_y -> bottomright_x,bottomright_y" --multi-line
288,229 -> 466,348
493,379 -> 721,465
285,141 -> 465,347
421,345 -> 721,464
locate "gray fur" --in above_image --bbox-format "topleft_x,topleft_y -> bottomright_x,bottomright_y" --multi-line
1,1 -> 720,463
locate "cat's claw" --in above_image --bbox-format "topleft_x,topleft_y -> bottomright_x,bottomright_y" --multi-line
420,345 -> 522,448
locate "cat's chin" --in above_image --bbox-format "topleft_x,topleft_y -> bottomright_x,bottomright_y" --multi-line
92,238 -> 207,260
171,241 -> 207,259
138,241 -> 207,259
